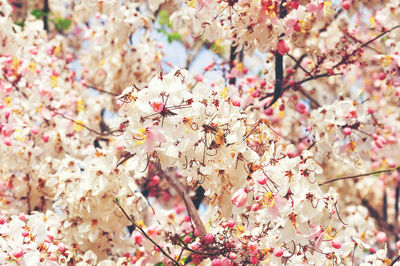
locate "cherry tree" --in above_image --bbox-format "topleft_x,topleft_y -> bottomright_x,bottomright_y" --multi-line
1,0 -> 400,265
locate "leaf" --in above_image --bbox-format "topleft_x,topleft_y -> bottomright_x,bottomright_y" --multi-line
31,9 -> 45,19
54,18 -> 72,32
167,32 -> 182,43
158,10 -> 171,28
155,263 -> 166,266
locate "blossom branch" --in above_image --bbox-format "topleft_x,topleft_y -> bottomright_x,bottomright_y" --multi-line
332,25 -> 400,70
319,167 -> 400,186
152,163 -> 207,239
48,106 -> 122,136
2,73 -> 28,99
87,85 -> 119,96
113,198 -> 179,265
287,53 -> 314,78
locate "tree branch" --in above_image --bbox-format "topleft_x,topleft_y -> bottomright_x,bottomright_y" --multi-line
113,199 -> 179,265
153,163 -> 207,239
319,167 -> 400,186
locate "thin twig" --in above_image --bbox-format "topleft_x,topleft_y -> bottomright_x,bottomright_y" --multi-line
2,74 -> 28,99
332,25 -> 400,70
287,53 -> 314,78
87,85 -> 119,96
344,31 -> 382,54
48,106 -> 122,137
116,152 -> 136,168
296,87 -> 321,108
319,167 -> 400,186
113,199 -> 179,265
153,163 -> 207,239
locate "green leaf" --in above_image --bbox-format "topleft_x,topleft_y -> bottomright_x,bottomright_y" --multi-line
155,263 -> 166,266
31,9 -> 45,19
158,10 -> 171,28
115,197 -> 120,204
167,32 -> 182,43
14,21 -> 24,27
55,18 -> 72,31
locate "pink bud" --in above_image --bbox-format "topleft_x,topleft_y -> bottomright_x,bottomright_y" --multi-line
232,188 -> 248,207
374,136 -> 387,149
295,102 -> 307,114
343,127 -> 352,135
151,175 -> 160,186
257,175 -> 267,185
0,216 -> 5,224
42,133 -> 50,142
58,243 -> 67,253
368,107 -> 374,114
22,230 -> 29,237
376,231 -> 387,243
341,0 -> 350,10
12,247 -> 24,258
150,99 -> 164,113
2,125 -> 13,137
194,74 -> 204,82
134,234 -> 143,245
221,258 -> 233,266
183,235 -> 191,243
264,108 -> 274,116
205,233 -> 214,243
31,126 -> 39,135
66,54 -> 74,63
379,72 -> 386,80
212,259 -> 222,266
226,220 -> 236,228
18,213 -> 25,221
250,89 -> 260,98
396,241 -> 400,250
45,234 -> 54,243
183,215 -> 191,223
277,40 -> 290,55
250,256 -> 258,264
274,248 -> 284,257
28,46 -> 38,55
229,253 -> 237,260
331,239 -> 342,249
291,1 -> 299,9
279,104 -> 285,111
369,247 -> 376,254
251,203 -> 260,211
231,96 -> 241,107
3,137 -> 11,146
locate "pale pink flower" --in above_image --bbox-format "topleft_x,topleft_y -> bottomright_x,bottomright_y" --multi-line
231,188 -> 248,207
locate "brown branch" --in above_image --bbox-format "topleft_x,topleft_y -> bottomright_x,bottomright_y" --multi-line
396,179 -> 400,239
2,74 -> 28,99
296,87 -> 321,108
332,25 -> 400,70
391,255 -> 400,266
383,188 -> 387,222
287,53 -> 314,78
48,106 -> 122,137
26,174 -> 32,214
319,167 -> 400,186
153,163 -> 207,239
43,0 -> 49,32
344,31 -> 382,54
261,25 -> 400,102
113,199 -> 179,265
87,85 -> 119,96
185,41 -> 204,70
